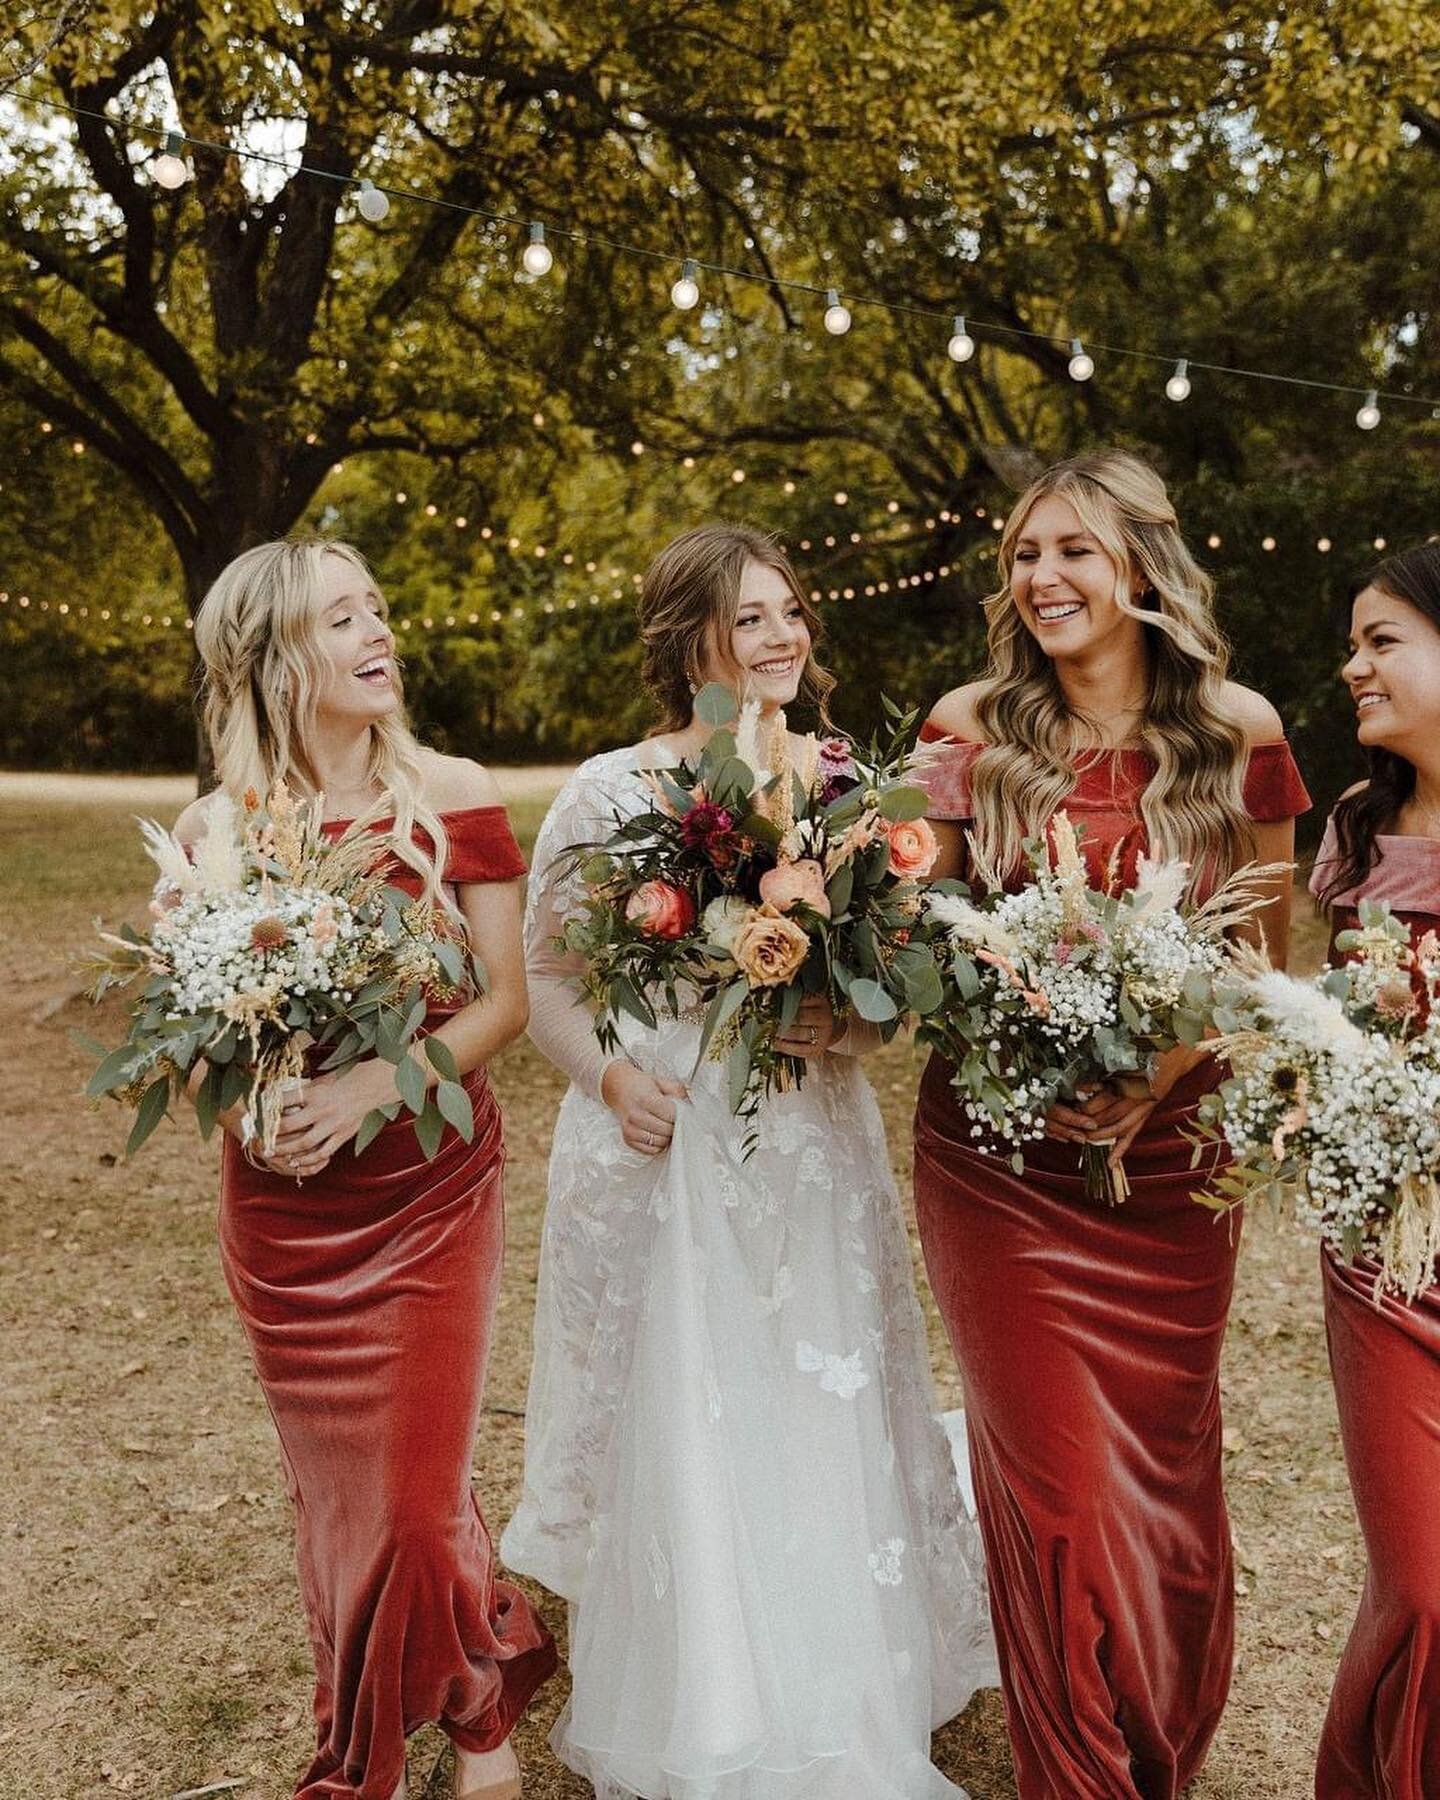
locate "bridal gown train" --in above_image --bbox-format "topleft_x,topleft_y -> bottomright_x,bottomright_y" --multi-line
500,745 -> 998,1800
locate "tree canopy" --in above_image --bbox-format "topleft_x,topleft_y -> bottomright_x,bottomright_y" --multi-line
2,1 -> 1438,812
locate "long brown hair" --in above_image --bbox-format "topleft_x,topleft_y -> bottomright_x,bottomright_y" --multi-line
639,523 -> 836,731
970,450 -> 1253,889
1318,540 -> 1440,906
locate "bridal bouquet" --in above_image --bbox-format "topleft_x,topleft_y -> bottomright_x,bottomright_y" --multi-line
919,813 -> 1268,1203
558,685 -> 947,1116
1195,900 -> 1440,1298
85,783 -> 482,1161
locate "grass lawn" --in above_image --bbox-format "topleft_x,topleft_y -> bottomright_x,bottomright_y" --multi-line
0,773 -> 1353,1798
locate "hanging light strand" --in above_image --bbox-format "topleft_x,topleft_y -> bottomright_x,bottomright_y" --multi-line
9,89 -> 1438,418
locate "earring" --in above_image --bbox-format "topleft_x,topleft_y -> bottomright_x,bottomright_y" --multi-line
687,679 -> 698,695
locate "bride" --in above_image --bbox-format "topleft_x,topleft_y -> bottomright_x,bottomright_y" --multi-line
501,522 -> 997,1799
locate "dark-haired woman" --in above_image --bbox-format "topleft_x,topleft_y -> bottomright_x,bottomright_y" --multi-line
914,451 -> 1309,1799
1311,540 -> 1440,1799
502,524 -> 997,1799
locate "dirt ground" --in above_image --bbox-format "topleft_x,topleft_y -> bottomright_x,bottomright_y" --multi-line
0,773 -> 1354,1800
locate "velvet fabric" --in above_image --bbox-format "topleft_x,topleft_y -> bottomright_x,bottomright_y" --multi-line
1311,825 -> 1440,1800
219,805 -> 555,1799
913,732 -> 1310,1799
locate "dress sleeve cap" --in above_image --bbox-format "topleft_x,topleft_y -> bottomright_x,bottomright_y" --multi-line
916,724 -> 982,822
440,806 -> 527,884
1242,740 -> 1311,823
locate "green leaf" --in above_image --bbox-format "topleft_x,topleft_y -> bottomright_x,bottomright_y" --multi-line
694,681 -> 738,725
826,863 -> 854,918
424,1036 -> 461,1083
434,940 -> 467,989
849,977 -> 899,1023
436,1078 -> 475,1142
126,1075 -> 171,1156
395,1054 -> 427,1116
354,1106 -> 393,1156
877,784 -> 930,822
727,1040 -> 753,1114
193,1066 -> 221,1140
87,1044 -> 139,1098
697,978 -> 750,1063
899,960 -> 945,1015
612,973 -> 657,1029
413,1098 -> 446,1161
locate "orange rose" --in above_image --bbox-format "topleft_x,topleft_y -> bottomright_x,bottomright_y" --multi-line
758,857 -> 831,918
624,880 -> 696,940
732,904 -> 811,988
885,816 -> 939,879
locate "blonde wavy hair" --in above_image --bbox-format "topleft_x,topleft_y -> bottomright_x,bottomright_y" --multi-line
639,522 -> 836,731
970,451 -> 1252,889
193,537 -> 451,909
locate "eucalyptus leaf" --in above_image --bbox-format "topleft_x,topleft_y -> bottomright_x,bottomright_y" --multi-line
413,1098 -> 446,1161
424,1036 -> 461,1083
395,1054 -> 427,1116
849,978 -> 899,1023
436,1078 -> 475,1142
126,1075 -> 171,1156
354,1106 -> 392,1156
876,784 -> 930,823
694,682 -> 739,726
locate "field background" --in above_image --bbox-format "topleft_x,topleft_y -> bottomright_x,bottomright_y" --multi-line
0,772 -> 1354,1800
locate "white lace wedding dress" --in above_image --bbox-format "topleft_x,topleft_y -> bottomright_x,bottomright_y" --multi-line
501,745 -> 998,1800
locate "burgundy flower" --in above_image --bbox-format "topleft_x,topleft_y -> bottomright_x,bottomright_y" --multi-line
681,801 -> 740,866
817,738 -> 860,805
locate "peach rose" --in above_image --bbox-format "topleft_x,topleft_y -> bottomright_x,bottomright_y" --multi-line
758,857 -> 831,918
624,880 -> 696,940
884,816 -> 939,879
732,904 -> 811,988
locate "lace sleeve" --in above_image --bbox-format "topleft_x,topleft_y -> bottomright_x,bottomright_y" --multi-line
524,755 -> 632,1101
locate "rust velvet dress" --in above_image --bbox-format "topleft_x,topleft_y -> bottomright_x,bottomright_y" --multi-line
219,806 -> 557,1800
1311,822 -> 1440,1799
913,731 -> 1310,1800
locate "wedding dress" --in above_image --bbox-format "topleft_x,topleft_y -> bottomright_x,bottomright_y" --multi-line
501,745 -> 998,1800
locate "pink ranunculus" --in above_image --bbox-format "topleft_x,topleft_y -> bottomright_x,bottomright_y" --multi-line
758,857 -> 831,918
884,815 -> 939,879
624,880 -> 696,940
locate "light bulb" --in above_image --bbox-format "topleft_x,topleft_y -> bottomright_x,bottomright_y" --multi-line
947,314 -> 975,363
822,289 -> 852,335
1067,338 -> 1094,381
1165,358 -> 1191,402
670,258 -> 700,310
1356,388 -> 1381,430
356,179 -> 390,222
521,221 -> 553,277
151,131 -> 189,190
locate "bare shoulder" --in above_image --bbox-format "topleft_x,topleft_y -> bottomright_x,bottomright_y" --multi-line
173,791 -> 222,848
1216,681 -> 1285,744
415,748 -> 504,812
926,680 -> 992,743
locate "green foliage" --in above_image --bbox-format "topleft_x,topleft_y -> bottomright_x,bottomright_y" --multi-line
0,2 -> 1438,800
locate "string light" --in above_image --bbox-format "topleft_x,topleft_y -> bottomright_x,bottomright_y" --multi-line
1356,389 -> 1381,431
1165,358 -> 1191,402
822,289 -> 852,336
150,130 -> 188,190
947,315 -> 976,363
521,221 -> 553,277
1067,339 -> 1095,382
356,179 -> 390,223
670,259 -> 700,310
11,91 -> 1439,427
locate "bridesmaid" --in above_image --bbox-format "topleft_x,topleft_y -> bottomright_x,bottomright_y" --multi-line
1310,540 -> 1440,1798
913,450 -> 1309,1799
179,539 -> 556,1800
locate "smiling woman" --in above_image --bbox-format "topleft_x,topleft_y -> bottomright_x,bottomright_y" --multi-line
173,536 -> 557,1800
914,450 -> 1309,1800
